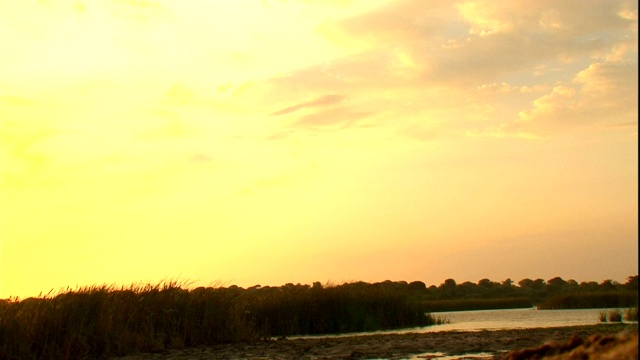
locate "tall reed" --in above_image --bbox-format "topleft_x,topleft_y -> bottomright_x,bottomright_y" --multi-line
624,307 -> 638,321
608,309 -> 623,322
598,311 -> 608,322
0,280 -> 436,360
536,291 -> 638,310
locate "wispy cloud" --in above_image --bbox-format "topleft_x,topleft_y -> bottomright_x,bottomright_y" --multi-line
494,53 -> 638,137
2,0 -> 637,300
293,107 -> 372,128
188,153 -> 213,164
260,0 -> 638,140
270,94 -> 345,116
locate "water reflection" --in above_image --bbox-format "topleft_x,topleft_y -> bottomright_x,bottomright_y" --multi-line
291,307 -> 632,340
424,307 -> 627,332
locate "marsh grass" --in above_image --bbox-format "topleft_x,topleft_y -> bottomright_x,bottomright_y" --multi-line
0,280 -> 436,360
432,315 -> 450,325
422,297 -> 532,312
536,291 -> 638,310
608,309 -> 623,322
597,307 -> 637,323
599,311 -> 608,322
624,307 -> 638,321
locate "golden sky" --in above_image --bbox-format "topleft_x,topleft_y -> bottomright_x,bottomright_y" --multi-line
1,0 -> 638,299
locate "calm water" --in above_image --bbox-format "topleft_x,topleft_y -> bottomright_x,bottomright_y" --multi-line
290,308 -> 635,359
422,307 -> 625,332
404,308 -> 634,360
293,307 -> 632,339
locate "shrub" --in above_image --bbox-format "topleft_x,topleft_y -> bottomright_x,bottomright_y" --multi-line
608,309 -> 622,322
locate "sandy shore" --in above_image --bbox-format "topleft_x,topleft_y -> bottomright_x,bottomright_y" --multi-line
110,323 -> 637,360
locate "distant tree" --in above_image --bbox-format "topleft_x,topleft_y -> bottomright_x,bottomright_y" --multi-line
599,279 -> 616,291
458,281 -> 478,298
408,281 -> 426,292
439,278 -> 458,299
518,278 -> 534,288
425,285 -> 437,299
501,278 -> 513,287
625,275 -> 638,290
518,278 -> 546,303
547,277 -> 567,293
561,279 -> 580,292
579,281 -> 599,292
477,279 -> 497,298
496,278 -> 517,297
547,277 -> 567,287
532,279 -> 546,289
458,281 -> 477,289
440,278 -> 457,288
566,279 -> 579,287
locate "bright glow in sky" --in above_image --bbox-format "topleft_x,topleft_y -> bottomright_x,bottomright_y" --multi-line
1,0 -> 637,299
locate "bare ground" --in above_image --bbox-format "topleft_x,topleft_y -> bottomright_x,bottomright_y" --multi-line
109,323 -> 637,360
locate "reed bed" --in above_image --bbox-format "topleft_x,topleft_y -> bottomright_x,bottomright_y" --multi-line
0,280 -> 436,360
598,307 -> 638,323
536,291 -> 638,310
608,309 -> 623,322
422,297 -> 532,312
624,306 -> 638,321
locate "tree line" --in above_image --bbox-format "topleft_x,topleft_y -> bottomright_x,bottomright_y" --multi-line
1,275 -> 636,359
357,275 -> 638,311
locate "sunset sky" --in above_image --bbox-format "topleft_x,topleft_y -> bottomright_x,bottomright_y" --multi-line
1,0 -> 637,299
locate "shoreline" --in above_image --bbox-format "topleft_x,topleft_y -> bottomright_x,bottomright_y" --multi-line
110,323 -> 638,359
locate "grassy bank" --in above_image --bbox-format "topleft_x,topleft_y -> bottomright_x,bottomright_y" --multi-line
0,281 -> 436,360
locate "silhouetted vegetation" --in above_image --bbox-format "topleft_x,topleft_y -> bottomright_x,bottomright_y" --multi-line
624,307 -> 639,321
598,308 -> 633,323
246,281 -> 433,336
422,275 -> 639,311
423,297 -> 533,312
536,291 -> 638,309
0,275 -> 636,359
608,309 -> 623,322
0,280 -> 435,360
